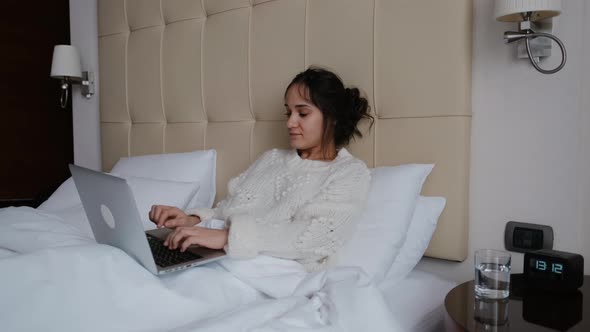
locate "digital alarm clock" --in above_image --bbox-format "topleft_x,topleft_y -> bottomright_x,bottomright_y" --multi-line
523,249 -> 584,292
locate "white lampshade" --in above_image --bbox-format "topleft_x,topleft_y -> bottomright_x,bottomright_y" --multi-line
50,45 -> 82,79
495,0 -> 561,22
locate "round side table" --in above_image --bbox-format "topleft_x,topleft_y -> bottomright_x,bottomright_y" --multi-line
444,274 -> 590,331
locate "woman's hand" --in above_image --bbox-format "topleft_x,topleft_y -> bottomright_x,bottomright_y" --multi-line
149,205 -> 200,229
164,227 -> 228,252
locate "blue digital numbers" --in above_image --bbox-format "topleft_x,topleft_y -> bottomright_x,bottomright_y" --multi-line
535,260 -> 547,271
534,259 -> 563,274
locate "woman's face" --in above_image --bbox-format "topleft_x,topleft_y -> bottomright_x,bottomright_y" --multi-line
284,84 -> 325,154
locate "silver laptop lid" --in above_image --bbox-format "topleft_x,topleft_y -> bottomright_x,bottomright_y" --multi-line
69,164 -> 158,274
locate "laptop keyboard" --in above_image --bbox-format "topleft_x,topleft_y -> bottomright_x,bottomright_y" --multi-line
147,234 -> 203,268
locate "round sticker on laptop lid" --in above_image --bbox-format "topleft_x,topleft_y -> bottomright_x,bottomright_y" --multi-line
100,204 -> 116,229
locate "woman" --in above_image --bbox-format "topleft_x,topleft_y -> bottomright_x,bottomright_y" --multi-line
149,67 -> 373,271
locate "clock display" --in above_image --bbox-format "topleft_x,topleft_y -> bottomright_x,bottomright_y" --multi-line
529,258 -> 565,281
524,249 -> 583,291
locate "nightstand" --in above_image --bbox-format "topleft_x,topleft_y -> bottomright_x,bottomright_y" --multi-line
444,274 -> 590,331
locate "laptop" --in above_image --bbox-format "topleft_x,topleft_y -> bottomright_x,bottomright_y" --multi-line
69,164 -> 226,275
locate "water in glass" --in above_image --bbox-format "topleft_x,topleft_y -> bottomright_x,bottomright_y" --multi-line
475,262 -> 510,299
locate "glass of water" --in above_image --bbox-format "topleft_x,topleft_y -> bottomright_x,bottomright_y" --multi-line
474,249 -> 511,299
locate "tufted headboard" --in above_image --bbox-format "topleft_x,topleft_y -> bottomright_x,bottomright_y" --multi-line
97,0 -> 472,262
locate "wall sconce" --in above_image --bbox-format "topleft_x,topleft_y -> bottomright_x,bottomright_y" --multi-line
50,45 -> 95,109
494,0 -> 566,74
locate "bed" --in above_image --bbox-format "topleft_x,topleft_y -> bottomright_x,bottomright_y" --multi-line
0,0 -> 471,331
0,199 -> 455,331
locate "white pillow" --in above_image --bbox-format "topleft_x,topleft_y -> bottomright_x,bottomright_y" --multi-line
110,149 -> 216,209
37,177 -> 82,212
332,164 -> 434,284
385,196 -> 446,282
38,176 -> 199,231
125,177 -> 200,230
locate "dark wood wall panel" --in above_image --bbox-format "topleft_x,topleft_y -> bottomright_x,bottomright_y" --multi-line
0,1 -> 73,205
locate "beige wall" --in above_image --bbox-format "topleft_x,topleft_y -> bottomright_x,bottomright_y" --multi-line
418,0 -> 590,282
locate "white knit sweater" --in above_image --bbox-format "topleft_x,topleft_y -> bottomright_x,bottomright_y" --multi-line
186,148 -> 371,271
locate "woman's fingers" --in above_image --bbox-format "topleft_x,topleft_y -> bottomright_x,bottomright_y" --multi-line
157,207 -> 172,225
149,205 -> 163,222
149,205 -> 187,228
162,227 -> 227,251
159,211 -> 173,228
166,227 -> 199,250
153,206 -> 163,224
164,228 -> 179,247
180,236 -> 200,252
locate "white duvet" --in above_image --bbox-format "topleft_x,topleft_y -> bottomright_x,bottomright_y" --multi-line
0,207 -> 401,332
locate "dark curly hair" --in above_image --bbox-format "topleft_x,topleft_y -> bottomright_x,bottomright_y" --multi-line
285,66 -> 373,154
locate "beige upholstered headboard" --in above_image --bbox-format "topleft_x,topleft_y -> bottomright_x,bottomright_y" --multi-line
97,0 -> 472,262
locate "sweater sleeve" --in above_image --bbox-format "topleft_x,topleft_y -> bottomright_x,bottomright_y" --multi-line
224,161 -> 371,268
185,150 -> 275,221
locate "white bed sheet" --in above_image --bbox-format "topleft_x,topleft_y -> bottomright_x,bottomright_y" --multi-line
39,203 -> 456,332
379,268 -> 457,332
10,194 -> 456,332
0,206 -> 404,331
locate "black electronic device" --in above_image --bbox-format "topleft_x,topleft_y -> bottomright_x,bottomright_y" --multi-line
523,249 -> 584,292
522,289 -> 583,331
505,221 -> 553,253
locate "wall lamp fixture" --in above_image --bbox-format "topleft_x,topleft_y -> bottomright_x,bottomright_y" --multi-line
50,45 -> 95,108
495,0 -> 566,74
